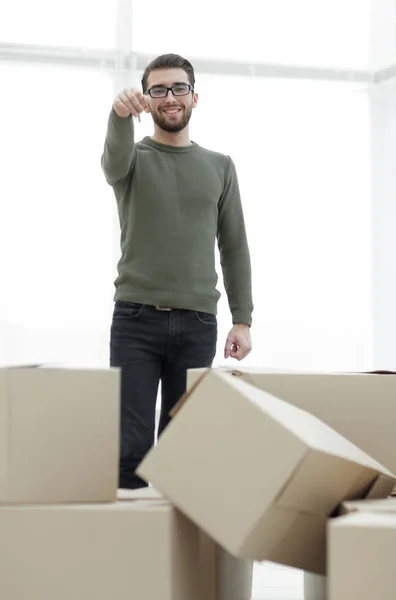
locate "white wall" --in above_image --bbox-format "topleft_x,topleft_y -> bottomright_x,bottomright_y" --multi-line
0,0 -> 375,375
0,63 -> 115,366
370,86 -> 396,369
369,0 -> 396,369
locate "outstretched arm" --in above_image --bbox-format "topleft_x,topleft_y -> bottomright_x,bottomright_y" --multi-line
101,88 -> 147,186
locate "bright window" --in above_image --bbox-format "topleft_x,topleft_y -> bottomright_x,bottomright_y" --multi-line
0,0 -> 117,48
132,0 -> 372,69
0,64 -> 115,364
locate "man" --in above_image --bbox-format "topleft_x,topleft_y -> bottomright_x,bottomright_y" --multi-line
102,53 -> 253,489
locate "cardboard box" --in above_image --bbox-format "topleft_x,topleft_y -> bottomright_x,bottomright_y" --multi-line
341,496 -> 396,516
328,512 -> 396,600
214,548 -> 253,600
0,493 -> 200,600
119,488 -> 253,600
305,468 -> 396,599
0,366 -> 119,503
183,367 -> 396,475
138,369 -> 396,574
304,573 -> 327,600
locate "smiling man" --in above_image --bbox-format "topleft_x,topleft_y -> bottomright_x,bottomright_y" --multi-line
101,53 -> 253,489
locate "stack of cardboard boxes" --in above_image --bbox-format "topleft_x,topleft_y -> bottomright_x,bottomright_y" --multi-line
0,365 -> 252,600
2,365 -> 396,599
137,367 -> 396,600
327,497 -> 396,600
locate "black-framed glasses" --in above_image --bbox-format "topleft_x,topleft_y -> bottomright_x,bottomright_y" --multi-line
145,83 -> 194,98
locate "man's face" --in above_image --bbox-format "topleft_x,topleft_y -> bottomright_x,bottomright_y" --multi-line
144,68 -> 198,133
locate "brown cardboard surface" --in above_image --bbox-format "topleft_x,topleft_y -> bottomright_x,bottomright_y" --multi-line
0,497 -> 199,600
341,496 -> 396,516
118,488 -> 253,600
185,367 -> 396,475
138,369 -> 395,574
0,366 -> 120,503
0,371 -> 7,500
304,573 -> 327,600
197,530 -> 253,600
328,512 -> 396,600
217,545 -> 253,600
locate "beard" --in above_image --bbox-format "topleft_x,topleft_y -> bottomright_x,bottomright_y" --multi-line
151,104 -> 193,133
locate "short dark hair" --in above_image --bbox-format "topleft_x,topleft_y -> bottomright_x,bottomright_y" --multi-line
141,53 -> 195,93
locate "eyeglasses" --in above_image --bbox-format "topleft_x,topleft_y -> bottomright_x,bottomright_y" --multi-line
145,83 -> 194,98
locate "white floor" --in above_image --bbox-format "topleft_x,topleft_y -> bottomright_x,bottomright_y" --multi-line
252,563 -> 303,600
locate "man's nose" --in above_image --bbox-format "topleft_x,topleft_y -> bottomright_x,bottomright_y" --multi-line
164,90 -> 177,102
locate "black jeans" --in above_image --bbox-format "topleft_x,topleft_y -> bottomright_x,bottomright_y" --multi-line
110,301 -> 218,489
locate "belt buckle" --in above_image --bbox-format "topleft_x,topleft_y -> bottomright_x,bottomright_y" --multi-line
156,306 -> 172,311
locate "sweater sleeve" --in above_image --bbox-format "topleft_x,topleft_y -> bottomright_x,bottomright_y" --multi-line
101,109 -> 137,186
217,157 -> 254,326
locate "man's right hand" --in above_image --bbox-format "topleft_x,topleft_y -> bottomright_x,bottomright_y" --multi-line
113,88 -> 148,119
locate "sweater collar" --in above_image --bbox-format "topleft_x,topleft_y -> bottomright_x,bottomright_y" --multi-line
142,137 -> 198,153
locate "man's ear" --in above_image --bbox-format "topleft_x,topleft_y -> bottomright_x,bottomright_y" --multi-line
192,92 -> 198,109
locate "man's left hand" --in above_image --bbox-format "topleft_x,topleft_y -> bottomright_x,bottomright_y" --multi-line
224,324 -> 252,361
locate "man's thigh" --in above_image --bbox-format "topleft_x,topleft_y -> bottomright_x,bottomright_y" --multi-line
159,309 -> 218,433
110,301 -> 164,485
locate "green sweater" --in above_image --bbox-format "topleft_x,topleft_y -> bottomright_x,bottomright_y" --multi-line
101,109 -> 253,325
